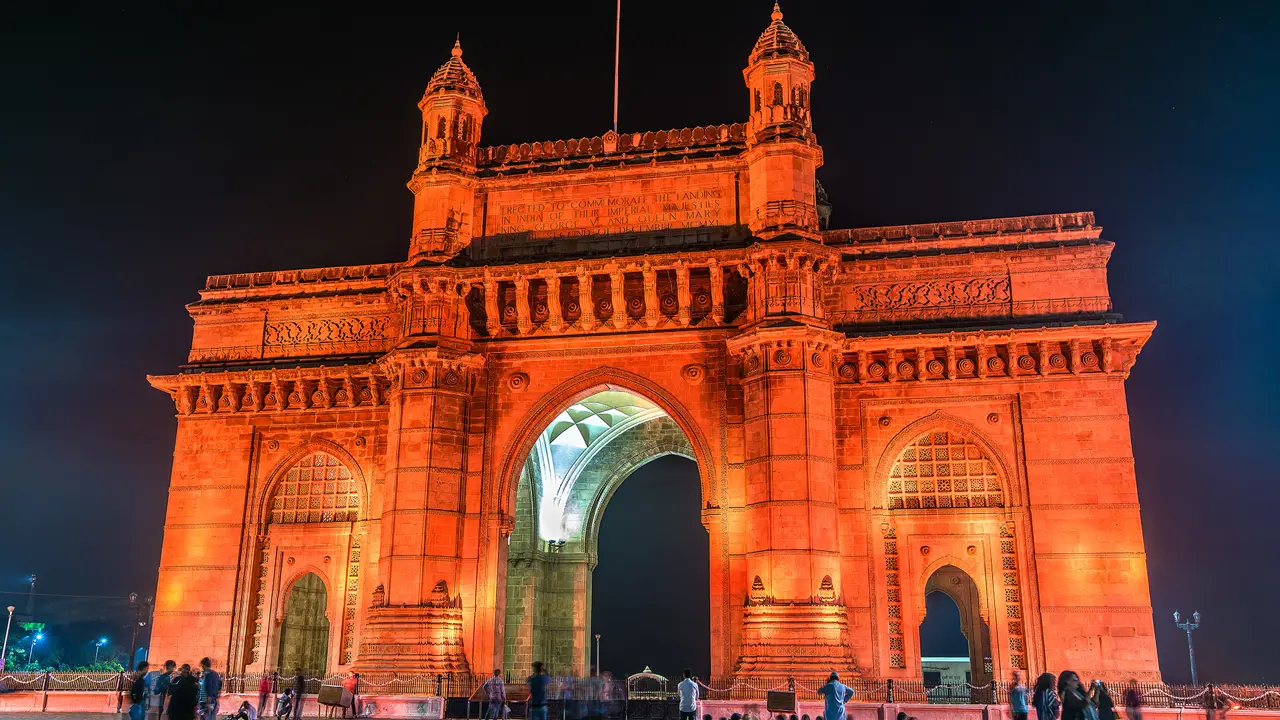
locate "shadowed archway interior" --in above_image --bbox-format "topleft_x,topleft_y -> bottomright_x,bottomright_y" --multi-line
920,566 -> 992,686
502,389 -> 704,677
278,572 -> 330,677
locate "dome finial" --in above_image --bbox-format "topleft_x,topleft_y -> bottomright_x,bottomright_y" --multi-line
452,33 -> 463,58
771,2 -> 783,22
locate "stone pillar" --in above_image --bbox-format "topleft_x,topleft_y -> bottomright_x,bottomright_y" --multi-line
642,263 -> 660,328
577,272 -> 595,331
728,327 -> 851,677
676,262 -> 692,326
609,268 -> 626,330
515,275 -> 532,335
357,349 -> 482,674
709,260 -> 725,323
545,273 -> 563,332
483,276 -> 501,336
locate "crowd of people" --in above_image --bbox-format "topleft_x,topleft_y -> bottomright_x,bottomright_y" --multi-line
128,661 -> 362,720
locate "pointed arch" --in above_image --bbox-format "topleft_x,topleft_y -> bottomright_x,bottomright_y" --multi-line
256,438 -> 371,527
278,567 -> 333,622
495,366 -> 716,523
871,412 -> 1020,511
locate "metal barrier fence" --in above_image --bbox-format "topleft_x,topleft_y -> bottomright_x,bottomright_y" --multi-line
2,673 -> 1279,711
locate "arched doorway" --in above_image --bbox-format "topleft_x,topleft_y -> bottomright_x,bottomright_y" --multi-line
920,565 -> 991,687
592,454 -> 709,678
501,389 -> 706,677
278,573 -> 330,677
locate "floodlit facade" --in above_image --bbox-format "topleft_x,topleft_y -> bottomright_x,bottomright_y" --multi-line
147,5 -> 1161,683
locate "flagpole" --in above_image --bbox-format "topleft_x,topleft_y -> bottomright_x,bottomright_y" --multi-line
613,0 -> 621,132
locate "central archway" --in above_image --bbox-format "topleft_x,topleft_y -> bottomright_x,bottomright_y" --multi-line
500,386 -> 709,677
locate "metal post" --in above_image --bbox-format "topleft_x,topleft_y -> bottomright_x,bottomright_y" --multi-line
1174,610 -> 1201,686
612,0 -> 621,132
0,606 -> 13,672
595,634 -> 601,676
26,574 -> 37,618
1187,628 -> 1198,686
886,678 -> 894,704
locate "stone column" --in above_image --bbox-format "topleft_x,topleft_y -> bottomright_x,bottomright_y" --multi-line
675,262 -> 692,326
642,263 -> 660,328
545,273 -> 563,332
515,275 -> 532,335
358,349 -> 482,674
709,260 -> 725,323
609,268 -> 626,330
577,272 -> 595,331
483,275 -> 501,336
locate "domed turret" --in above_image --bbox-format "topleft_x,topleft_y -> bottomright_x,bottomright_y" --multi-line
417,37 -> 488,166
743,3 -> 815,145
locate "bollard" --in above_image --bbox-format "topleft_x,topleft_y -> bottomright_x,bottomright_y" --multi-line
886,679 -> 894,704
437,674 -> 443,697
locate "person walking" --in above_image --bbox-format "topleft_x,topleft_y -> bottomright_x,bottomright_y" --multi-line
817,672 -> 854,720
1058,671 -> 1095,720
677,669 -> 698,720
199,658 -> 222,720
1033,673 -> 1060,720
1009,670 -> 1030,720
129,661 -> 151,720
483,669 -> 506,720
527,662 -> 550,720
258,673 -> 275,719
292,669 -> 307,720
1092,681 -> 1116,720
167,665 -> 200,720
1123,681 -> 1144,720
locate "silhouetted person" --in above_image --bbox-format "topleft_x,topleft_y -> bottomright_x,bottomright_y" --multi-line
678,669 -> 699,720
1123,681 -> 1144,720
1092,681 -> 1116,720
130,661 -> 151,720
816,672 -> 853,720
291,670 -> 307,720
199,658 -> 222,720
167,665 -> 200,720
1010,671 -> 1030,720
527,662 -> 550,720
1058,671 -> 1094,720
152,661 -> 178,719
1033,673 -> 1060,720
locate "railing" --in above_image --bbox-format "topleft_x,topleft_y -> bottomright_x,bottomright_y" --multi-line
2,673 -> 1279,711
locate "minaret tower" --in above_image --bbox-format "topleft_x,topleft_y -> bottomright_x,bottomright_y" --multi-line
407,38 -> 487,262
743,3 -> 822,240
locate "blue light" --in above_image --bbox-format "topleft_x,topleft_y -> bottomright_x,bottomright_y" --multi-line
34,633 -> 43,641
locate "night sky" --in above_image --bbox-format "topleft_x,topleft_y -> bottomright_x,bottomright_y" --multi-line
1,1 -> 1276,681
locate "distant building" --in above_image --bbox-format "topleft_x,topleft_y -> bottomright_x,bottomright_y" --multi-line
921,657 -> 971,687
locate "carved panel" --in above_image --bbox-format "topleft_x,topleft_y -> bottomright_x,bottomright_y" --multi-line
264,316 -> 392,346
846,278 -> 1010,310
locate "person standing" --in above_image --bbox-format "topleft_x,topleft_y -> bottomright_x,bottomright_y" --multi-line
677,669 -> 698,720
151,660 -> 177,719
341,672 -> 361,719
199,658 -> 222,720
130,661 -> 151,720
527,662 -> 550,720
483,669 -> 506,720
1033,673 -> 1060,720
258,673 -> 275,719
1092,681 -> 1116,720
1123,681 -> 1144,720
817,672 -> 854,720
1057,671 -> 1095,720
167,665 -> 200,720
1009,670 -> 1030,720
292,669 -> 307,720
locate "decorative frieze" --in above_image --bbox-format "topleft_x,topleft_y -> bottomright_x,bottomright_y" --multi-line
148,364 -> 388,416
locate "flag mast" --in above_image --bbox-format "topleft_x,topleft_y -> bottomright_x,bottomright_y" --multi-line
613,0 -> 621,132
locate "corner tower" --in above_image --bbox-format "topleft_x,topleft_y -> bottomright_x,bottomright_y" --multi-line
408,38 -> 486,262
743,3 -> 822,241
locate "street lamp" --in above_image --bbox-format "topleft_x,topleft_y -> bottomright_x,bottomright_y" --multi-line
1174,610 -> 1202,685
95,637 -> 108,664
30,633 -> 43,663
126,593 -> 153,671
1,606 -> 14,672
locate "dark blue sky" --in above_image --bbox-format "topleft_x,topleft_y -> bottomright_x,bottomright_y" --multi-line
0,1 -> 1276,681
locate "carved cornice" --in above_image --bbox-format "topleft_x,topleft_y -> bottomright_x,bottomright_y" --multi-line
834,322 -> 1155,381
377,348 -> 486,396
147,363 -> 388,416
